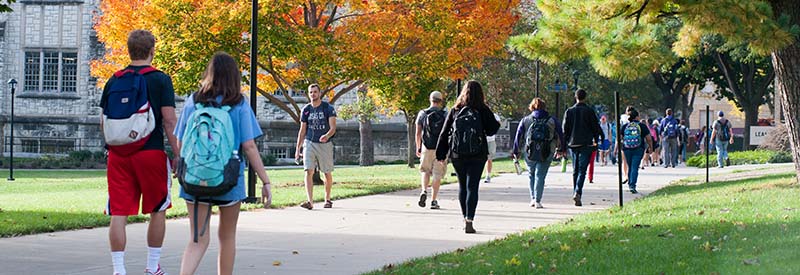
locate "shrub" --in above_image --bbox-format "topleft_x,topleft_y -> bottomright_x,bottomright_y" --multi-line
686,150 -> 792,168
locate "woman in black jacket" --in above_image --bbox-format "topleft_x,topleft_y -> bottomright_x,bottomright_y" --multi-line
435,80 -> 501,233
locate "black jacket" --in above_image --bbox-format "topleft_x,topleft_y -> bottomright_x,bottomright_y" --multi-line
562,102 -> 604,148
435,106 -> 501,161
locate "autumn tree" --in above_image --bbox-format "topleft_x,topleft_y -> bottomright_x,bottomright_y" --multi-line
507,0 -> 800,182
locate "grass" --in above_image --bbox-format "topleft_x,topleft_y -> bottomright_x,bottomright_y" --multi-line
367,172 -> 800,274
686,150 -> 793,168
0,164 -> 454,238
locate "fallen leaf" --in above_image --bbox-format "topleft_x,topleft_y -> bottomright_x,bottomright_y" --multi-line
658,230 -> 674,238
560,243 -> 571,251
720,208 -> 731,213
589,202 -> 596,205
619,239 -> 630,243
577,257 -> 587,266
272,261 -> 282,266
697,210 -> 705,215
702,241 -> 714,252
783,207 -> 794,211
633,224 -> 651,229
742,258 -> 760,265
692,236 -> 702,241
292,251 -> 299,255
382,263 -> 394,270
784,215 -> 790,220
505,255 -> 521,266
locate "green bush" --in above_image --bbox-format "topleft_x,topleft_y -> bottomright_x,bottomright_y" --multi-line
686,150 -> 791,168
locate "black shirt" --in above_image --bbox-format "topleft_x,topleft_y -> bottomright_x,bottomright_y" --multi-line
100,65 -> 176,151
435,105 -> 501,161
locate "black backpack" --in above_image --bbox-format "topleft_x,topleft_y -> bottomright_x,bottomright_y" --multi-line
422,108 -> 446,149
525,116 -> 553,162
450,107 -> 486,158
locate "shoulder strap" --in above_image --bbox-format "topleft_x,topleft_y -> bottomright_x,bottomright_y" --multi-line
112,66 -> 159,78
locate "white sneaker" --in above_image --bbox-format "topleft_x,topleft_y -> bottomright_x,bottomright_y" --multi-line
535,202 -> 544,209
529,200 -> 536,207
484,176 -> 491,183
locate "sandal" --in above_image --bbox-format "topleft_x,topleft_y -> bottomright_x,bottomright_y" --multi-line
300,201 -> 313,210
324,200 -> 333,208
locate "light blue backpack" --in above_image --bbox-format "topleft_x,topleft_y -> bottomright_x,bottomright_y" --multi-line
176,98 -> 240,242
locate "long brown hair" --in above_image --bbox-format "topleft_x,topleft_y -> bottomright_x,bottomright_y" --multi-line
195,52 -> 243,106
454,80 -> 487,109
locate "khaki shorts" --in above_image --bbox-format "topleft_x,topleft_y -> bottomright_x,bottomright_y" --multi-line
303,140 -> 334,173
487,140 -> 497,160
419,147 -> 447,181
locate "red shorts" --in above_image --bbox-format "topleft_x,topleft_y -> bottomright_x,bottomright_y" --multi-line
106,149 -> 172,216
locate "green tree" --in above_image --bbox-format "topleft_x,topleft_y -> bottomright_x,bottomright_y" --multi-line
508,0 -> 800,183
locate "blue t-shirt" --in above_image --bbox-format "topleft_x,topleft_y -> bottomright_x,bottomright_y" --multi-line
174,95 -> 263,202
301,101 -> 337,143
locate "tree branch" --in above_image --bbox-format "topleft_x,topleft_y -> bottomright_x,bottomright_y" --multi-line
713,51 -> 743,102
625,0 -> 651,26
256,87 -> 300,124
331,80 -> 365,103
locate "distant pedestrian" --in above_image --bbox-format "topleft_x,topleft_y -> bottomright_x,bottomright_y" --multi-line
100,29 -> 178,275
295,84 -> 338,209
659,109 -> 679,168
176,52 -> 273,275
415,91 -> 448,209
512,97 -> 565,208
620,108 -> 653,194
650,119 -> 662,167
599,115 -> 613,166
562,89 -> 604,206
695,125 -> 708,155
678,119 -> 689,163
711,111 -> 734,168
436,80 -> 500,233
484,113 -> 502,183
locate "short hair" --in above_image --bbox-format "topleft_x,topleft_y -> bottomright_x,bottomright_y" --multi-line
627,107 -> 639,120
127,30 -> 156,61
575,89 -> 587,101
666,108 -> 673,116
308,83 -> 320,92
528,97 -> 546,111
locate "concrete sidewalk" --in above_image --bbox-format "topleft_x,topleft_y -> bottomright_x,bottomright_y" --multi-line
0,163 -> 778,275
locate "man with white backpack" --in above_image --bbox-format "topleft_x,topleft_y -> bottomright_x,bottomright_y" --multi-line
100,30 -> 179,275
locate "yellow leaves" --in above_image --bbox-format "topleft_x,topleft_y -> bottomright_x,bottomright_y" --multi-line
504,255 -> 521,266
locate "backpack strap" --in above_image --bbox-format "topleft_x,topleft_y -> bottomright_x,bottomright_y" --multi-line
112,66 -> 159,78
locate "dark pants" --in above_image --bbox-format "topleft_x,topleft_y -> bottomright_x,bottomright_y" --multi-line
452,158 -> 486,221
570,146 -> 594,195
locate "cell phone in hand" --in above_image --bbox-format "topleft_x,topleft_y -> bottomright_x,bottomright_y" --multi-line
514,159 -> 523,175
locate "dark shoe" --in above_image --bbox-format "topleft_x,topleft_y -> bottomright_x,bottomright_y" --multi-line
418,192 -> 427,207
324,200 -> 333,208
726,158 -> 731,166
465,221 -> 476,234
573,194 -> 582,207
630,189 -> 638,194
430,200 -> 440,209
300,201 -> 313,210
622,179 -> 629,184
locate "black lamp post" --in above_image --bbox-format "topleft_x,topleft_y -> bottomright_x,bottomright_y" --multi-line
245,0 -> 259,203
572,70 -> 580,91
7,78 -> 16,181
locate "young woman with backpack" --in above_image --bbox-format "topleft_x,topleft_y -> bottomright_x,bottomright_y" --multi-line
435,80 -> 501,234
512,98 -> 565,209
174,52 -> 273,275
620,108 -> 653,194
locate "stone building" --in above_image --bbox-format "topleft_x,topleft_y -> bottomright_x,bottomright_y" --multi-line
0,1 -> 512,163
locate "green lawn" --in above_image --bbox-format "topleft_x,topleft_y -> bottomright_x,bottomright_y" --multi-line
0,164 -> 455,238
367,172 -> 800,274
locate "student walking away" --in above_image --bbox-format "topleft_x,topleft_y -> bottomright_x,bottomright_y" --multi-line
650,119 -> 662,167
484,113 -> 502,183
695,125 -> 708,155
415,91 -> 448,209
562,89 -> 604,207
711,111 -> 735,168
620,108 -> 653,194
100,30 -> 178,275
175,52 -> 273,275
512,98 -> 565,209
435,80 -> 500,234
678,119 -> 689,163
598,115 -> 613,166
295,83 -> 338,209
660,109 -> 680,168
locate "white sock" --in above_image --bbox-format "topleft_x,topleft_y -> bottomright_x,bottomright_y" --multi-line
146,247 -> 161,271
111,251 -> 125,275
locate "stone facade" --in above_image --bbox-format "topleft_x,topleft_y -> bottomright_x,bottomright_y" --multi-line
0,1 -> 513,162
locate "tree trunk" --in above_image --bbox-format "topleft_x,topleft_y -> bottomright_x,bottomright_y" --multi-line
358,117 -> 374,166
770,0 -> 800,184
404,111 -> 416,168
742,104 -> 759,150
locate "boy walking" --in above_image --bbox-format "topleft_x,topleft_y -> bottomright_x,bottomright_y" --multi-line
415,91 -> 447,209
660,109 -> 679,168
295,84 -> 338,209
100,29 -> 179,275
711,111 -> 735,168
562,89 -> 604,206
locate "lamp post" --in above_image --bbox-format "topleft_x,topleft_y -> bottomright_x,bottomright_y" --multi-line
245,0 -> 259,203
572,70 -> 580,91
7,79 -> 16,181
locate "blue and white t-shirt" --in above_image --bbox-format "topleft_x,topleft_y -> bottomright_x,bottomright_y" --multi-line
301,101 -> 337,143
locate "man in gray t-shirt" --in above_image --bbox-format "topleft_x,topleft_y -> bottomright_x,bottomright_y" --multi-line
414,91 -> 447,209
295,84 -> 338,210
711,111 -> 734,168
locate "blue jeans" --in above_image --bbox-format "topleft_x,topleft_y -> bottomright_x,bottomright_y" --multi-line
570,146 -> 593,195
526,157 -> 553,203
715,141 -> 729,167
623,147 -> 645,190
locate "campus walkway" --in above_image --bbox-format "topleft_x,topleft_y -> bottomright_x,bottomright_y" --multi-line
0,163 -> 783,275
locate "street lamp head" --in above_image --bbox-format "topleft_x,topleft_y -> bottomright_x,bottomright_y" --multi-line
572,70 -> 580,77
8,78 -> 17,85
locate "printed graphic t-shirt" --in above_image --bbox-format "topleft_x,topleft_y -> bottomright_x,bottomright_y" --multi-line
301,101 -> 337,143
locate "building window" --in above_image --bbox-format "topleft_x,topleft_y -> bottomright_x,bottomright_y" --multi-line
24,50 -> 78,93
267,147 -> 295,159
